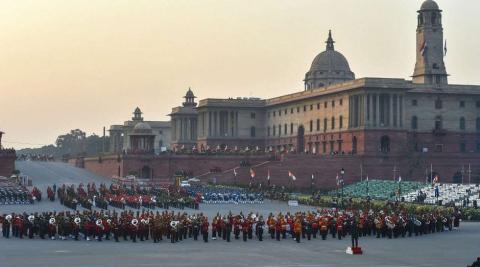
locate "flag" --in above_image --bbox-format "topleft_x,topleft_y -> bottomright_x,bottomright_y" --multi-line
267,169 -> 270,180
366,175 -> 369,182
288,171 -> 296,181
336,173 -> 340,186
233,168 -> 237,177
250,168 -> 256,179
398,176 -> 402,182
311,174 -> 315,180
433,175 -> 439,184
444,39 -> 447,56
420,41 -> 427,56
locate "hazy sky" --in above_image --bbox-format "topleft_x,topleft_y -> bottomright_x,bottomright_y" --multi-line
1,0 -> 480,149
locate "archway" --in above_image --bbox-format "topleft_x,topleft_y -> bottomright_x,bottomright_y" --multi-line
352,136 -> 358,154
141,165 -> 151,179
380,135 -> 390,153
297,125 -> 305,153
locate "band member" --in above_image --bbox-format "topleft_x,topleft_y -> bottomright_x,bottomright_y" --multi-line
201,217 -> 209,243
256,216 -> 264,241
351,217 -> 359,248
293,218 -> 302,243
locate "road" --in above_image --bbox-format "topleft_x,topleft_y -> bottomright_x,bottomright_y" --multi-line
0,161 -> 477,267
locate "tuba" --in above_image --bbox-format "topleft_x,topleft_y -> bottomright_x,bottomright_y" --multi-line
131,218 -> 139,226
28,215 -> 35,223
385,217 -> 395,229
5,214 -> 12,221
170,221 -> 178,228
49,217 -> 56,224
74,217 -> 81,225
413,218 -> 422,227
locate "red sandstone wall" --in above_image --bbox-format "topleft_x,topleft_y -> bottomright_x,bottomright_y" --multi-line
0,154 -> 16,177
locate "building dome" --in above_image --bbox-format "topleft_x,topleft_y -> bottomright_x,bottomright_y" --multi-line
304,30 -> 355,90
132,122 -> 153,134
420,0 -> 439,11
309,50 -> 352,73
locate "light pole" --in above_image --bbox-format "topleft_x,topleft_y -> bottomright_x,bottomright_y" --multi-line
461,165 -> 465,184
340,168 -> 345,205
468,164 -> 472,185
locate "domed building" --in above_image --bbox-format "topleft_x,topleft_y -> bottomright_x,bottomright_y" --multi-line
108,107 -> 171,154
304,30 -> 355,90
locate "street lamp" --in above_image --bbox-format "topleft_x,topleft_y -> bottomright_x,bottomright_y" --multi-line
340,168 -> 345,206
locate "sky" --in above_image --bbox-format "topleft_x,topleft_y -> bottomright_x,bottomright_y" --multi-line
1,0 -> 480,149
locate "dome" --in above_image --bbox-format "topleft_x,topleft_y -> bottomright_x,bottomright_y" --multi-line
133,122 -> 152,133
420,0 -> 439,11
186,88 -> 195,98
309,50 -> 352,73
304,30 -> 355,90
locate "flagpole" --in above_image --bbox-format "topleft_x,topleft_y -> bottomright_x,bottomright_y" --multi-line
430,164 -> 433,184
360,164 -> 363,182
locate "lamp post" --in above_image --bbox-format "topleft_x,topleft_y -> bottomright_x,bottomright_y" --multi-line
340,168 -> 345,206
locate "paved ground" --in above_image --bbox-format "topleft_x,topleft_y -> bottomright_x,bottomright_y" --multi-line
0,161 -> 477,267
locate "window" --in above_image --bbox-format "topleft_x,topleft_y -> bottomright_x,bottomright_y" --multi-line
310,104 -> 313,111
339,116 -> 343,129
460,117 -> 466,131
412,99 -> 418,106
331,116 -> 335,130
251,112 -> 256,119
316,119 -> 320,131
323,119 -> 327,132
411,116 -> 418,130
278,110 -> 281,117
284,109 -> 287,115
435,99 -> 442,109
309,120 -> 313,132
273,111 -> 276,117
267,112 -> 271,118
267,127 -> 270,137
352,136 -> 357,154
435,116 -> 442,130
284,124 -> 287,135
290,123 -> 294,134
250,127 -> 256,137
324,102 -> 327,108
476,142 -> 480,152
159,130 -> 163,135
435,144 -> 443,152
380,135 -> 390,153
460,101 -> 465,108
297,107 -> 300,113
477,117 -> 480,132
317,103 -> 320,110
303,106 -> 307,112
460,142 -> 466,153
273,125 -> 276,136
290,108 -> 294,114
339,99 -> 343,106
477,101 -> 480,108
278,125 -> 281,136
332,100 -> 335,108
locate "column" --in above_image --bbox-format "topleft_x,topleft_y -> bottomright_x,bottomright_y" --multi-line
399,95 -> 404,127
375,94 -> 380,127
235,111 -> 239,137
389,94 -> 394,127
208,111 -> 212,137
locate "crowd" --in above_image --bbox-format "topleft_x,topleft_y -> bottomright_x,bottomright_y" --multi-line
55,182 -> 200,211
0,205 -> 461,247
185,185 -> 264,204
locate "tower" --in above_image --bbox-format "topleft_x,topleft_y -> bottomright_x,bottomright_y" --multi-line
412,0 -> 448,85
182,87 -> 197,107
132,107 -> 143,121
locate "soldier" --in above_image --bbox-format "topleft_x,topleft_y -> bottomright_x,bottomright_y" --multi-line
351,217 -> 359,248
192,216 -> 200,241
201,217 -> 209,243
2,214 -> 11,238
255,216 -> 264,241
293,217 -> 302,243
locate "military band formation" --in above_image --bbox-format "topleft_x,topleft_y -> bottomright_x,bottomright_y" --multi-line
1,206 -> 461,249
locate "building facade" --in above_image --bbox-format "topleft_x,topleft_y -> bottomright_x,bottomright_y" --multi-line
169,0 -> 480,159
109,107 -> 171,154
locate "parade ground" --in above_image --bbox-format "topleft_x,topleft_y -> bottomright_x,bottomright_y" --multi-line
1,161 -> 478,267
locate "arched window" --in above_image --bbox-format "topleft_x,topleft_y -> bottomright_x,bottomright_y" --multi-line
435,116 -> 442,130
411,116 -> 418,130
460,117 -> 466,131
250,127 -> 256,137
331,116 -> 335,130
380,135 -> 390,153
476,117 -> 480,132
